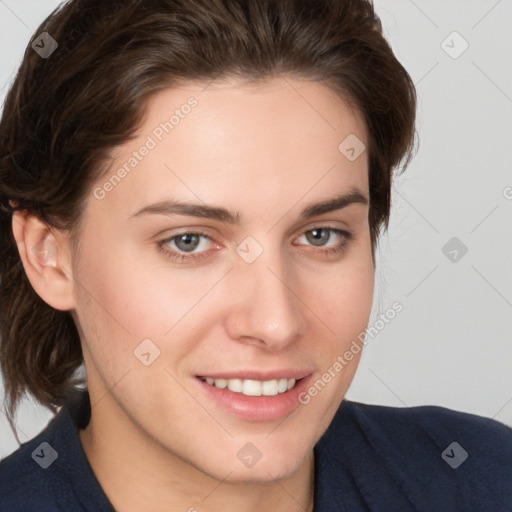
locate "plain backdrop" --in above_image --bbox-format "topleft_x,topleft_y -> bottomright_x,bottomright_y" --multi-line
1,0 -> 511,460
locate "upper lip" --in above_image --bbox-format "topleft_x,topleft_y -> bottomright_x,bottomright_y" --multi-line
197,369 -> 313,381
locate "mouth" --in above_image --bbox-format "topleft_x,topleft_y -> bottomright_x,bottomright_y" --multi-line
197,376 -> 299,397
194,372 -> 313,422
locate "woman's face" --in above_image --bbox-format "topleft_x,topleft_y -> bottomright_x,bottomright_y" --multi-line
72,76 -> 374,482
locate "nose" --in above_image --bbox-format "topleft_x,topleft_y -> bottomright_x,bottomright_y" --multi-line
224,244 -> 306,351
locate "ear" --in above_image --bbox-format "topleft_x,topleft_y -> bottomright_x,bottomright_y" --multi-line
11,209 -> 76,311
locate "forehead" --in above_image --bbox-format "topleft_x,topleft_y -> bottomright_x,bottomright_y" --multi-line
142,76 -> 367,150
91,76 -> 369,221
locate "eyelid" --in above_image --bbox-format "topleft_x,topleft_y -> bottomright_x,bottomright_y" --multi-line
292,219 -> 350,237
158,221 -> 349,246
161,230 -> 220,251
158,224 -> 353,263
153,216 -> 349,241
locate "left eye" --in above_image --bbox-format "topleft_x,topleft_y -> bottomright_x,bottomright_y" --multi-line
167,232 -> 209,253
296,227 -> 346,248
158,226 -> 353,263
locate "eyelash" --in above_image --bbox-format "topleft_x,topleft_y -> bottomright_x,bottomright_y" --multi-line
157,225 -> 354,263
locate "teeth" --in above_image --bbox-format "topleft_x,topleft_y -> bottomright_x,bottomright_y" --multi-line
262,380 -> 278,396
227,379 -> 243,393
214,378 -> 227,389
202,377 -> 297,396
243,379 -> 261,396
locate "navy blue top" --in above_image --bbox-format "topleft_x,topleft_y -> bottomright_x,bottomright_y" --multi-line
1,389 -> 511,511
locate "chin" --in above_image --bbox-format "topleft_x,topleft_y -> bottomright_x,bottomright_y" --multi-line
220,459 -> 306,485
189,442 -> 310,485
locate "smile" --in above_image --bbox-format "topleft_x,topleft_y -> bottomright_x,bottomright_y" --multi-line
198,376 -> 297,397
195,372 -> 313,421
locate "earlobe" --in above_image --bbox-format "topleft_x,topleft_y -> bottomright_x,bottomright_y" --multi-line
11,210 -> 76,311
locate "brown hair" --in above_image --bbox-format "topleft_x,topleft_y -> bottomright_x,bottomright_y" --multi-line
0,0 -> 417,433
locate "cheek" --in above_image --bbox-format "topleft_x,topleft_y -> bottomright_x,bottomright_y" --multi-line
311,249 -> 375,342
74,241 -> 203,337
299,255 -> 373,415
71,237 -> 226,390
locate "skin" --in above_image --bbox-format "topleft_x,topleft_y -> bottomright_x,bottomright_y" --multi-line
12,76 -> 374,512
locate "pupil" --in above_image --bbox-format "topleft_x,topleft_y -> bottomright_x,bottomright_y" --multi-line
176,234 -> 199,252
307,228 -> 329,247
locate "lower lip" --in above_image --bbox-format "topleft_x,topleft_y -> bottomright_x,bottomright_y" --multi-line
195,375 -> 313,422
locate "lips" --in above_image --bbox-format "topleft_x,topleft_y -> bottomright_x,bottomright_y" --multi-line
194,370 -> 314,421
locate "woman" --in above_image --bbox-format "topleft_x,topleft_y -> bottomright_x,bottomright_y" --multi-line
0,0 -> 510,510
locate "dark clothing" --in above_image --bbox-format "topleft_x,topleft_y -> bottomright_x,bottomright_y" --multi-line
1,389 -> 511,511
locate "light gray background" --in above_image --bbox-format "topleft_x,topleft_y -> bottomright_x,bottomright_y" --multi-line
1,0 -> 511,460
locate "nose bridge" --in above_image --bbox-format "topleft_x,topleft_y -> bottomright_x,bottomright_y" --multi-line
227,237 -> 305,348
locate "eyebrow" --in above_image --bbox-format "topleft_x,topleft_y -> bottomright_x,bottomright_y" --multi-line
129,187 -> 368,224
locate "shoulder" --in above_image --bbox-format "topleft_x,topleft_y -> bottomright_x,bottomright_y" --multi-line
344,399 -> 512,462
343,398 -> 512,446
315,400 -> 512,511
0,411 -> 66,511
0,390 -> 113,512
